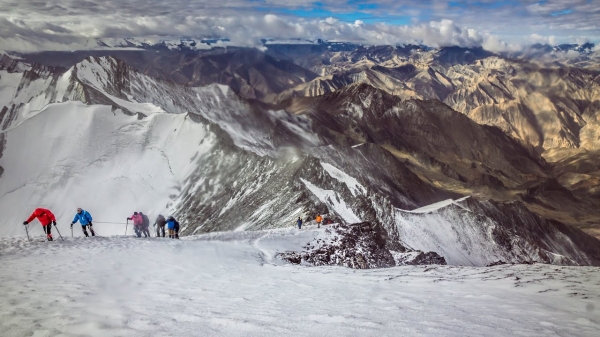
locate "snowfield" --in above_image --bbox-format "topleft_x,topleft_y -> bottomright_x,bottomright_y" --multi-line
1,227 -> 598,337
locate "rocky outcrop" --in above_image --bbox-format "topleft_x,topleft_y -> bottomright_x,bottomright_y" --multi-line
277,222 -> 446,269
391,251 -> 447,266
0,54 -> 24,72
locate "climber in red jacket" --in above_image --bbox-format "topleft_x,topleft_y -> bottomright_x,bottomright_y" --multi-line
23,208 -> 57,241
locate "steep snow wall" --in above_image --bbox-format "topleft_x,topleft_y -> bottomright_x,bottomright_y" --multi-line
395,198 -> 600,266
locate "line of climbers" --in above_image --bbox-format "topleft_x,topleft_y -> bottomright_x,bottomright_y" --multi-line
296,214 -> 336,229
24,208 -> 336,242
127,212 -> 180,239
23,207 -> 180,241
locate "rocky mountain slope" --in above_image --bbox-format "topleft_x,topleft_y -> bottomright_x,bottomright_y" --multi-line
282,82 -> 599,236
21,44 -> 600,154
269,46 -> 600,153
21,48 -> 319,103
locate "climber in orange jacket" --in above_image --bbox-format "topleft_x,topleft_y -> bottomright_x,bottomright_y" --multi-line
316,214 -> 323,229
23,208 -> 57,241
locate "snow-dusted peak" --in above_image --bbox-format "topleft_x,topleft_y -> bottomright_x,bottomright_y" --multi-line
95,37 -> 230,51
96,38 -> 146,49
73,56 -> 127,94
0,54 -> 31,73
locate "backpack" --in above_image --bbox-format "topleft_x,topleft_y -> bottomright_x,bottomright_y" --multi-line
141,214 -> 150,227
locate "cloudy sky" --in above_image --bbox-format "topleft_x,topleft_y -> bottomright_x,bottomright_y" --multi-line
0,0 -> 598,52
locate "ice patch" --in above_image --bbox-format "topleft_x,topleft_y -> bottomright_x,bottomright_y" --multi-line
398,196 -> 471,214
320,162 -> 366,197
300,178 -> 361,223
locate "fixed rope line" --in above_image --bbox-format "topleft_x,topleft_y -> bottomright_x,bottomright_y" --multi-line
91,221 -> 128,225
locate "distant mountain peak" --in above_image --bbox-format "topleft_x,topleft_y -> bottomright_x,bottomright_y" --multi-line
551,42 -> 595,53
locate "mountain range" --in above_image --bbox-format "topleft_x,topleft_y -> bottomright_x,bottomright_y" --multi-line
2,41 -> 600,267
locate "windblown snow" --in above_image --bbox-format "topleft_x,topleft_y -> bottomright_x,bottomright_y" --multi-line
0,229 -> 598,337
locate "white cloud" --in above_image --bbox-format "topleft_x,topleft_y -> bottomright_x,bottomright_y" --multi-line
0,0 -> 597,52
0,12 -> 517,52
352,20 -> 364,28
482,36 -> 522,53
530,34 -> 558,46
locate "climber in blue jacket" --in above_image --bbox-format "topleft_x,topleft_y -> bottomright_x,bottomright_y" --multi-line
71,207 -> 96,237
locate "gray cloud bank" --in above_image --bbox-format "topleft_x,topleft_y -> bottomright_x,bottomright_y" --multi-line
0,0 -> 598,52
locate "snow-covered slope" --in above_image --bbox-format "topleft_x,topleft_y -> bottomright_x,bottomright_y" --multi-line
0,55 -> 320,235
396,197 -> 600,266
0,232 -> 598,337
0,55 -> 306,155
0,101 -> 213,236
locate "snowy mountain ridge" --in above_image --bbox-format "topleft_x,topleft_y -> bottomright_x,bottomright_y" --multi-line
0,54 -> 328,232
1,54 -> 600,267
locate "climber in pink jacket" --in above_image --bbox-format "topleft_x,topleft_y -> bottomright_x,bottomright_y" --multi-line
127,212 -> 144,238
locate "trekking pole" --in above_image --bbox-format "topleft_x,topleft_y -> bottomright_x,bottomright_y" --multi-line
54,223 -> 64,241
125,219 -> 129,235
24,224 -> 31,241
71,226 -> 73,238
